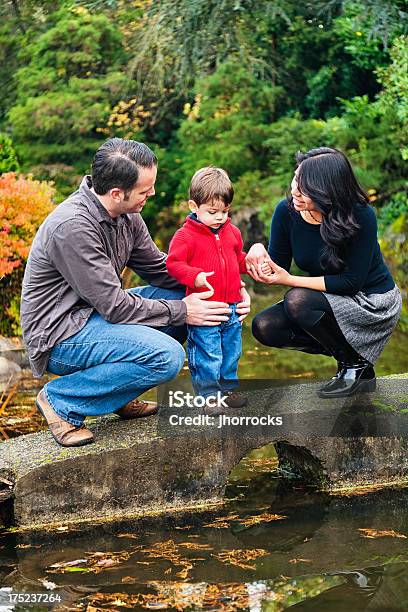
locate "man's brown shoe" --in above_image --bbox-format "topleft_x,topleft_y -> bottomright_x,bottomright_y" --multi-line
35,389 -> 94,447
115,399 -> 158,420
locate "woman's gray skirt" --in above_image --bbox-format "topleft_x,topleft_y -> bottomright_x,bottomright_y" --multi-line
324,285 -> 402,364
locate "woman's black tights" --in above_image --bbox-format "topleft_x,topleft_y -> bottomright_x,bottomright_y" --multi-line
252,288 -> 362,362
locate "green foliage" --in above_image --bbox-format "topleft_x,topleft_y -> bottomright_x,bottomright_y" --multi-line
0,134 -> 19,173
380,213 -> 408,331
174,61 -> 284,197
8,6 -> 128,170
376,35 -> 408,158
377,193 -> 408,235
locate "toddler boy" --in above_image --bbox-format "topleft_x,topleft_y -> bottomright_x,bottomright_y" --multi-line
166,167 -> 248,412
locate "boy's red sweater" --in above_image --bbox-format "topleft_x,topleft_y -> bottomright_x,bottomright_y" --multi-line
166,216 -> 247,303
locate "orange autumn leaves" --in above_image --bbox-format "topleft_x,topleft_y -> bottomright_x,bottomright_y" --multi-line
87,582 -> 253,612
0,173 -> 54,278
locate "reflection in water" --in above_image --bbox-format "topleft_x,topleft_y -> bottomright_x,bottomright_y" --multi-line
289,567 -> 384,611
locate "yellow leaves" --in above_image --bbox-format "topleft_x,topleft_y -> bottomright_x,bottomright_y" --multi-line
106,97 -> 155,133
140,539 -> 194,580
112,598 -> 128,607
238,512 -> 287,527
203,511 -> 286,529
213,103 -> 240,119
178,542 -> 213,550
213,548 -> 268,570
367,187 -> 377,202
289,558 -> 312,564
88,582 -> 251,612
184,93 -> 202,120
355,31 -> 363,36
358,528 -> 407,539
70,6 -> 89,16
203,512 -> 240,528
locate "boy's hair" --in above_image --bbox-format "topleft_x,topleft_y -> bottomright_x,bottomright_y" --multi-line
91,138 -> 157,195
189,166 -> 234,206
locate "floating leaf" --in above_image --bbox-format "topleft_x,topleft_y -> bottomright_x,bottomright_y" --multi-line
48,551 -> 130,575
140,539 -> 196,580
49,558 -> 87,569
213,548 -> 268,570
178,542 -> 212,550
121,576 -> 136,583
238,512 -> 287,527
203,512 -> 240,528
174,525 -> 193,530
358,528 -> 407,539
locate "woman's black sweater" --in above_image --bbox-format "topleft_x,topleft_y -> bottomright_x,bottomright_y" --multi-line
268,199 -> 395,296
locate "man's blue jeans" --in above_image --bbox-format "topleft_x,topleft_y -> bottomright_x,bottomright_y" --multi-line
187,303 -> 242,398
44,286 -> 186,426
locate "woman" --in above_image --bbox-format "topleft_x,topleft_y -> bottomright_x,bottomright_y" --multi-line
246,147 -> 402,398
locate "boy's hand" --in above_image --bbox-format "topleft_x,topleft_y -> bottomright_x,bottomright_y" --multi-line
236,282 -> 251,322
260,260 -> 273,276
195,271 -> 215,294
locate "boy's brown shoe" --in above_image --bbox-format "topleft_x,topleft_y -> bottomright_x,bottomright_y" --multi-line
224,391 -> 248,408
35,389 -> 94,447
115,399 -> 158,419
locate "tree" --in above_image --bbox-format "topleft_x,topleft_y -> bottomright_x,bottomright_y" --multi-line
8,6 -> 128,171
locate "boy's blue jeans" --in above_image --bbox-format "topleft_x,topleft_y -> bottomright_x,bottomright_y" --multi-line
44,286 -> 186,426
187,303 -> 242,398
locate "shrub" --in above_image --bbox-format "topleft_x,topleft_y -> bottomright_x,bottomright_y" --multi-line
0,134 -> 19,173
0,173 -> 54,335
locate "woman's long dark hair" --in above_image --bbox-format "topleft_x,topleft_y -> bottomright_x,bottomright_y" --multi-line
288,147 -> 369,272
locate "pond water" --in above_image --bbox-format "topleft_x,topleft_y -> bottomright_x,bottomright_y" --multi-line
1,289 -> 408,610
1,456 -> 408,611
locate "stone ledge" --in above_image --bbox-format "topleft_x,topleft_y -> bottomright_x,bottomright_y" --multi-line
0,375 -> 407,528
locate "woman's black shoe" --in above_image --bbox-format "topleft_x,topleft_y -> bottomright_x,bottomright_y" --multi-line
317,361 -> 376,398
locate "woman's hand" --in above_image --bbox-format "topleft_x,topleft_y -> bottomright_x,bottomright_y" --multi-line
236,281 -> 251,322
245,243 -> 270,281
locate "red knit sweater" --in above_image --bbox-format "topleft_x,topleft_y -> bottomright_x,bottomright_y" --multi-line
166,216 -> 247,302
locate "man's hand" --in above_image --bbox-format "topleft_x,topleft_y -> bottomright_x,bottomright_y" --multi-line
183,291 -> 231,326
245,243 -> 270,281
194,271 -> 215,294
236,281 -> 251,322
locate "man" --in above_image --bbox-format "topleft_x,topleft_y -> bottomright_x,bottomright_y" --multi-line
21,138 -> 250,447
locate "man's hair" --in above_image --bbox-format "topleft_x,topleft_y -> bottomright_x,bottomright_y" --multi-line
189,166 -> 234,206
91,138 -> 157,195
